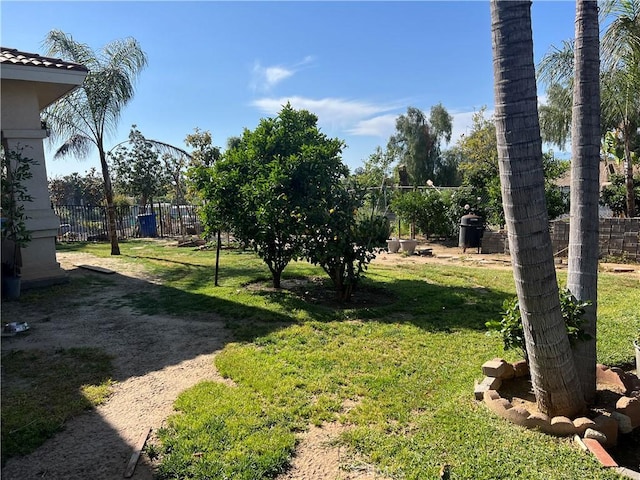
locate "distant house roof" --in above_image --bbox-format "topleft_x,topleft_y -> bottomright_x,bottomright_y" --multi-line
1,47 -> 88,73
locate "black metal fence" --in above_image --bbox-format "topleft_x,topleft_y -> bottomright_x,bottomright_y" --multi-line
53,203 -> 203,242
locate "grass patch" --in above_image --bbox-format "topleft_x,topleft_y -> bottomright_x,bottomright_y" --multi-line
1,347 -> 114,465
57,240 -> 637,479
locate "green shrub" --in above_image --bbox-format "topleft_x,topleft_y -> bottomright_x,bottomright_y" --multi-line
485,288 -> 592,362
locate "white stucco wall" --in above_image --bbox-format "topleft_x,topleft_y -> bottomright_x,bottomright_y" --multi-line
2,81 -> 68,286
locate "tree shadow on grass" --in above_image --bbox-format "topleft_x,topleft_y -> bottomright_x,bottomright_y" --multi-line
0,252 -> 513,479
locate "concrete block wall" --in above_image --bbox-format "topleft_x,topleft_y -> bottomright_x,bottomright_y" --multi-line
480,219 -> 640,261
551,219 -> 640,261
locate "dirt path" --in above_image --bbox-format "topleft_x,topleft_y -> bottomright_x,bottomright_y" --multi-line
1,252 -> 232,480
1,246 -> 637,479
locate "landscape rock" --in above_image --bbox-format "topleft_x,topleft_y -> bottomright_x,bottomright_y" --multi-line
593,414 -> 618,447
596,364 -> 628,394
512,360 -> 529,378
549,416 -> 577,436
502,405 -> 530,425
584,428 -> 608,444
474,381 -> 489,400
610,411 -> 633,434
482,359 -> 508,378
616,396 -> 640,428
526,412 -> 551,431
480,376 -> 502,390
573,417 -> 597,435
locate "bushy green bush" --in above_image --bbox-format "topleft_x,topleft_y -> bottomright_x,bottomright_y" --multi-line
485,288 -> 592,362
600,173 -> 640,217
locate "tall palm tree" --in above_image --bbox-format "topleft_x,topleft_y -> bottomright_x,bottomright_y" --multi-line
538,0 -> 640,217
568,0 -> 601,404
42,30 -> 148,255
490,0 -> 585,417
601,0 -> 640,217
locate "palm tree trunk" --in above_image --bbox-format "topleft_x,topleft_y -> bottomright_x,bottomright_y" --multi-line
98,145 -> 121,256
623,123 -> 637,217
568,0 -> 600,404
490,0 -> 585,417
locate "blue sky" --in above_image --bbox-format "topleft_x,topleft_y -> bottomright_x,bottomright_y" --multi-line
2,1 -> 577,179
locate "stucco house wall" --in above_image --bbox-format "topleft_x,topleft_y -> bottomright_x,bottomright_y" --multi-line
1,48 -> 88,288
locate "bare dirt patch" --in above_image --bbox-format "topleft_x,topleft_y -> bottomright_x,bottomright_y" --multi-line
1,252 -> 231,480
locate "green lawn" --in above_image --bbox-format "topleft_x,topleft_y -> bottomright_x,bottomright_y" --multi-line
49,241 -> 640,478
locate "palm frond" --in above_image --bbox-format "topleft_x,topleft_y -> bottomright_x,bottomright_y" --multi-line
39,30 -> 149,162
42,30 -> 97,69
146,139 -> 193,161
54,134 -> 93,159
537,40 -> 575,87
601,0 -> 640,70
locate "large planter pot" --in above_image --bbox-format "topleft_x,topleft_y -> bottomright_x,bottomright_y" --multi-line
635,340 -> 640,379
399,239 -> 418,254
386,239 -> 400,253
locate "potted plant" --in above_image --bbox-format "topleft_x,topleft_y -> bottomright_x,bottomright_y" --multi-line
386,237 -> 400,253
1,146 -> 36,300
391,190 -> 423,255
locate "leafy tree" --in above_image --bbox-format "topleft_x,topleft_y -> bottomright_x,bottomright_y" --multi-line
183,128 -> 222,205
455,108 -> 503,226
305,183 -> 389,302
436,148 -> 463,187
109,126 -> 170,210
491,0 -> 585,417
387,104 -> 452,186
48,168 -> 104,206
600,172 -> 640,215
353,146 -> 394,189
42,30 -> 148,255
184,128 -> 221,168
193,104 -> 345,288
352,146 -> 396,217
601,0 -> 640,217
455,108 -> 569,227
390,190 -> 424,239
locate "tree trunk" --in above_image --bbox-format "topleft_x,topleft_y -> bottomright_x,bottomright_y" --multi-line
568,0 -> 600,404
98,145 -> 121,256
270,265 -> 282,289
624,124 -> 636,217
490,0 -> 585,417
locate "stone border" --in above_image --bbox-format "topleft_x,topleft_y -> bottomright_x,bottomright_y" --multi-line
474,359 -> 640,449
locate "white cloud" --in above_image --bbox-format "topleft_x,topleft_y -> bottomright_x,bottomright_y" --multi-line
251,96 -> 401,135
348,114 -> 398,137
264,66 -> 294,86
250,56 -> 315,92
446,108 -> 495,147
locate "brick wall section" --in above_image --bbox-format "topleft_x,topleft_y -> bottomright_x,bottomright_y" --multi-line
480,219 -> 640,261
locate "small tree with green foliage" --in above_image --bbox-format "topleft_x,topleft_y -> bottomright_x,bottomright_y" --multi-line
600,172 -> 640,217
1,147 -> 37,277
305,182 -> 389,302
109,126 -> 170,211
193,104 -> 346,288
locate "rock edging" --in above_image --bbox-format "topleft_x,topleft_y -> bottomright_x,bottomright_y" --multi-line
474,358 -> 640,449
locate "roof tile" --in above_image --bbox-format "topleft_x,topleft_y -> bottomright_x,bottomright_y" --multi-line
1,47 -> 88,73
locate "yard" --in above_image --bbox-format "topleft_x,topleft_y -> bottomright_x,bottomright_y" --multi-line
1,239 -> 638,479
